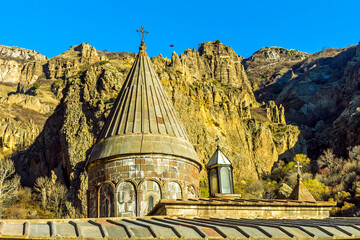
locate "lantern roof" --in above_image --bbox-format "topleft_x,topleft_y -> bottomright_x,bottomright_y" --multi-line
206,147 -> 232,168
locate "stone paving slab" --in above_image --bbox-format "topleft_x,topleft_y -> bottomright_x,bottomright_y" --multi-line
52,222 -> 77,237
1,217 -> 360,239
29,223 -> 50,237
2,222 -> 24,236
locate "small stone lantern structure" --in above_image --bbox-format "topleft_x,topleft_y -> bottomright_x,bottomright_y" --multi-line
206,136 -> 234,197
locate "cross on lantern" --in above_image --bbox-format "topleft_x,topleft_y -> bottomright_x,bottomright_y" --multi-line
136,26 -> 149,43
215,135 -> 220,149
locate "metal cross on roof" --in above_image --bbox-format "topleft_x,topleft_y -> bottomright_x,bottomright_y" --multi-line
295,161 -> 302,174
215,135 -> 220,149
136,26 -> 149,43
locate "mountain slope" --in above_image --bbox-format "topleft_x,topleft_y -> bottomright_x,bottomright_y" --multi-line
0,42 -> 302,194
246,44 -> 360,158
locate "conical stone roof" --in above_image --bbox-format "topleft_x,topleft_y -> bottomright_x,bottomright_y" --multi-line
289,180 -> 316,202
289,169 -> 316,202
88,41 -> 200,167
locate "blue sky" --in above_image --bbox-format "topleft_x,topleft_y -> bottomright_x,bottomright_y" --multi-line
1,0 -> 359,59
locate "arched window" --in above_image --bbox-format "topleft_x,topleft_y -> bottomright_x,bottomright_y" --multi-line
89,188 -> 97,218
139,180 -> 161,216
186,185 -> 197,198
149,196 -> 154,211
117,181 -> 136,217
166,182 -> 182,199
99,184 -> 114,217
106,198 -> 111,217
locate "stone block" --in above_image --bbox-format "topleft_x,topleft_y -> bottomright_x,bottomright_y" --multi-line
154,135 -> 162,141
144,135 -> 155,142
153,142 -> 162,152
121,159 -> 134,166
169,161 -> 177,167
129,164 -> 136,171
3,223 -> 24,236
118,166 -> 129,172
142,165 -> 155,172
129,134 -> 142,142
53,223 -> 77,237
164,172 -> 171,178
169,137 -> 178,143
171,144 -> 181,155
162,143 -> 173,154
129,141 -> 141,153
120,172 -> 129,178
111,143 -> 122,156
141,141 -> 153,153
145,158 -> 153,165
109,167 -> 116,174
171,166 -> 179,173
104,226 -> 129,239
101,144 -> 113,159
77,222 -> 103,238
119,142 -> 130,154
153,171 -> 162,178
135,158 -> 145,165
111,173 -> 119,179
115,136 -> 124,144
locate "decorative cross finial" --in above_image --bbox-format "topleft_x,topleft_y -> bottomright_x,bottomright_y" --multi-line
136,26 -> 149,45
215,135 -> 220,149
295,161 -> 302,181
295,161 -> 302,174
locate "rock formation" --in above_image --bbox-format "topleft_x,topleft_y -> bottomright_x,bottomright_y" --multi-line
265,101 -> 286,124
0,42 -> 302,190
245,43 -> 360,159
0,41 -> 309,217
0,45 -> 47,85
244,47 -> 310,91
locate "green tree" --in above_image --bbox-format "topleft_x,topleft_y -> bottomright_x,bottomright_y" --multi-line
303,179 -> 329,200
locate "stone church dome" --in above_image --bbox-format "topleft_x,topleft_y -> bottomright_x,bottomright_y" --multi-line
87,41 -> 199,165
86,27 -> 201,218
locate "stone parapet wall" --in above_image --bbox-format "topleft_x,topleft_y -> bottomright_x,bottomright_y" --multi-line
87,154 -> 200,217
150,198 -> 336,219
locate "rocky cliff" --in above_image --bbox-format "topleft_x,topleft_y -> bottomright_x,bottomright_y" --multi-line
0,45 -> 47,86
245,43 -> 360,158
244,47 -> 310,92
0,41 -> 302,198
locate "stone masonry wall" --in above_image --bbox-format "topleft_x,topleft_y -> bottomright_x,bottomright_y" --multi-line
161,204 -> 333,219
87,154 -> 200,217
